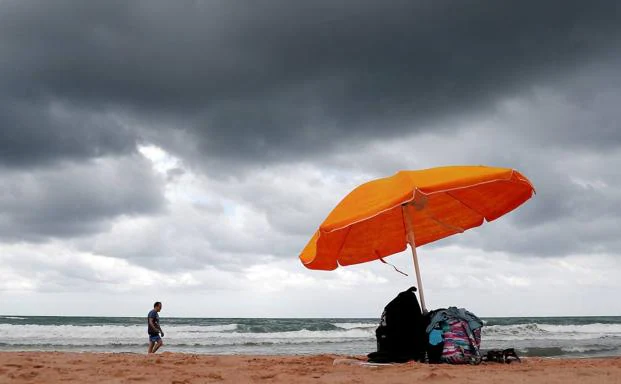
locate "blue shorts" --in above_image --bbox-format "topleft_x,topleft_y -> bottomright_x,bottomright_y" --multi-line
149,334 -> 162,343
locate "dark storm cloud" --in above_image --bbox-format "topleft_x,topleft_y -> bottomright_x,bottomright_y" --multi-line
1,0 -> 620,168
0,155 -> 166,241
0,99 -> 138,167
2,0 -> 621,263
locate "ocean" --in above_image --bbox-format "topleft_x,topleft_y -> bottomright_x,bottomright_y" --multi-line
1,316 -> 620,358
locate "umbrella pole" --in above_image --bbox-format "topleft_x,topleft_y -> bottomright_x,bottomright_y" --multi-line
403,205 -> 427,313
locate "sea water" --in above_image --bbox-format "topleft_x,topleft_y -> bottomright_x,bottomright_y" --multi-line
1,316 -> 620,357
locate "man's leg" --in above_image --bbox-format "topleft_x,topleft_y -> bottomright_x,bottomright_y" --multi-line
148,340 -> 155,354
152,339 -> 163,353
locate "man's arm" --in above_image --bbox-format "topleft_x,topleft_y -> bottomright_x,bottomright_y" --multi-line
149,317 -> 164,336
148,317 -> 159,332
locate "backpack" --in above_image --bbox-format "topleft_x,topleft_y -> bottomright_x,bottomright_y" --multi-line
425,307 -> 483,365
367,287 -> 427,363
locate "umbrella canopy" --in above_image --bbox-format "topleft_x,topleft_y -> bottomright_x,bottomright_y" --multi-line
299,165 -> 535,312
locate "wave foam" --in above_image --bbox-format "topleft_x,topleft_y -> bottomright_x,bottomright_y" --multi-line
331,322 -> 376,330
0,323 -> 375,345
483,323 -> 621,341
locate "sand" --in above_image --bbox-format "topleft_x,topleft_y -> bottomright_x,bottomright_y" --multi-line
0,352 -> 620,384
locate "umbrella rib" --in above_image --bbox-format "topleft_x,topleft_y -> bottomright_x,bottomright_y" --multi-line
334,225 -> 353,266
445,190 -> 488,222
422,209 -> 466,234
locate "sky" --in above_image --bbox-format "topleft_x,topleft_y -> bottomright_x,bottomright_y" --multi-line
1,1 -> 621,318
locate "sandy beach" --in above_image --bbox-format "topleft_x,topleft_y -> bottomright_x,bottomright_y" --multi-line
0,352 -> 620,384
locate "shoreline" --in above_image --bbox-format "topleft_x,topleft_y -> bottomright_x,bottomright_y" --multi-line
1,352 -> 621,383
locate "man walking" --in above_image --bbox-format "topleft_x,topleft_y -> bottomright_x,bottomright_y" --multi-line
147,302 -> 164,353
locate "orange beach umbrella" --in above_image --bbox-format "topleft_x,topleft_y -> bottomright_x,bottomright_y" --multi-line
299,165 -> 535,312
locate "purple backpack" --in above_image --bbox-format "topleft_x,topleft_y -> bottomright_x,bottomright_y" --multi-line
439,318 -> 482,364
426,308 -> 483,365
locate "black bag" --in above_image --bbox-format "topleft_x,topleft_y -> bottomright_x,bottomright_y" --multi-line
367,286 -> 427,363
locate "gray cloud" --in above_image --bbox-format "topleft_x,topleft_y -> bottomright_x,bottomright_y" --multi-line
1,0 -> 621,274
0,155 -> 166,241
0,98 -> 137,167
2,1 -> 620,170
